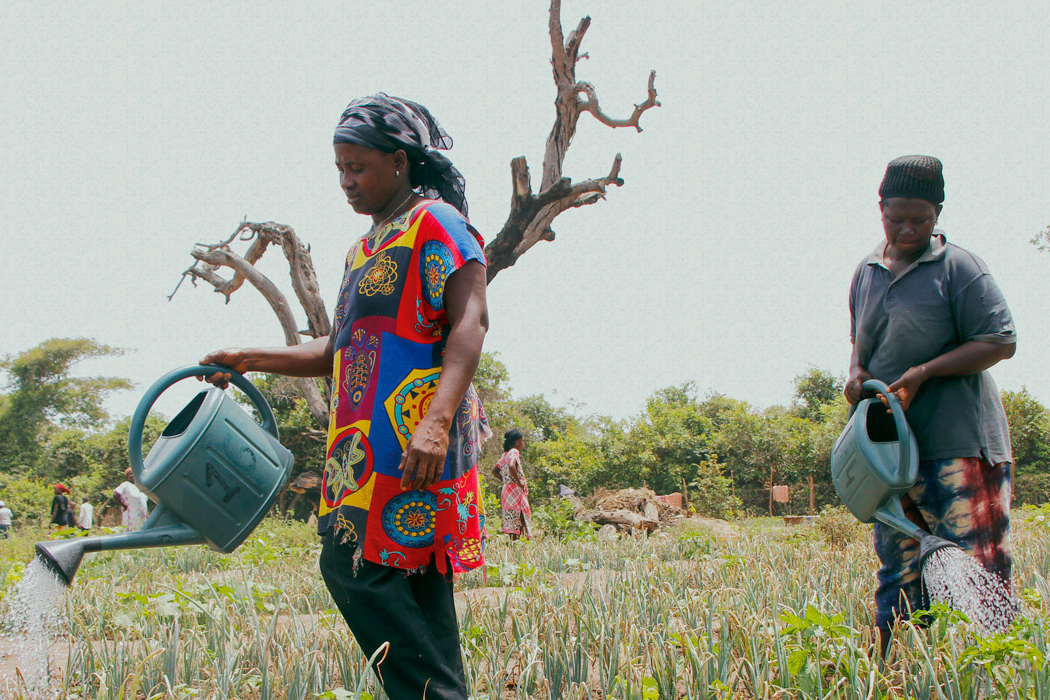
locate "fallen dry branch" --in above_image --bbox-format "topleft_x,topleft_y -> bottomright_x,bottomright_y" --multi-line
577,508 -> 659,533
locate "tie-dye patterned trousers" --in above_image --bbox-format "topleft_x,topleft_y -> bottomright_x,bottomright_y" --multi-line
873,456 -> 1012,634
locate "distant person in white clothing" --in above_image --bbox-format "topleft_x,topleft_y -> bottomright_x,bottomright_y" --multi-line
76,497 -> 94,530
114,468 -> 149,531
0,500 -> 13,538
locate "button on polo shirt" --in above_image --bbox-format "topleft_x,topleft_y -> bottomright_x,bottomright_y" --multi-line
849,233 -> 1015,464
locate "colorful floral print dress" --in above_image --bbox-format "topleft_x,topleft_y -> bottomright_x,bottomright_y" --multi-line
318,200 -> 488,575
497,448 -> 531,536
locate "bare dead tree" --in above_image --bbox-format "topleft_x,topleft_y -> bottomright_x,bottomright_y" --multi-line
170,0 -> 658,421
484,0 -> 659,282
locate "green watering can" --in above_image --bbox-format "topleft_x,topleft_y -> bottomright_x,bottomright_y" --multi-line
831,379 -> 957,561
36,365 -> 294,585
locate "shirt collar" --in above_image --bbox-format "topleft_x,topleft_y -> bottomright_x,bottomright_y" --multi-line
867,230 -> 948,267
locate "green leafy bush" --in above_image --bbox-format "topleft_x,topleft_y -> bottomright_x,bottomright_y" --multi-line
532,498 -> 596,541
0,472 -> 53,526
480,486 -> 502,533
1014,473 -> 1050,507
688,458 -> 741,520
816,505 -> 868,548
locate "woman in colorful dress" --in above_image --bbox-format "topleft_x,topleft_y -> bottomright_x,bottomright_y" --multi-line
495,429 -> 531,540
495,430 -> 533,541
846,155 -> 1016,653
202,93 -> 489,700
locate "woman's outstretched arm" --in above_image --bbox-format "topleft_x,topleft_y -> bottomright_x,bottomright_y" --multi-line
200,335 -> 335,387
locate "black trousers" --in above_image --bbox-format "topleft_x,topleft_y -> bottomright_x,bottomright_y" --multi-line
318,530 -> 467,700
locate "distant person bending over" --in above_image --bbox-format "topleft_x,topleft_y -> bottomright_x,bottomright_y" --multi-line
845,155 -> 1017,653
77,496 -> 94,531
199,93 -> 489,700
496,429 -> 531,541
50,483 -> 72,529
0,500 -> 12,538
114,468 -> 149,531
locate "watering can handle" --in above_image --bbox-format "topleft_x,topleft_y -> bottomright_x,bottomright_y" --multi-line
861,378 -> 913,473
127,365 -> 281,479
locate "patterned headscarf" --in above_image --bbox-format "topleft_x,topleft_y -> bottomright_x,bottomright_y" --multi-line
334,93 -> 468,216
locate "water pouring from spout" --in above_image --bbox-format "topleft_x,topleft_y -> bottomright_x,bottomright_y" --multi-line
35,506 -> 207,586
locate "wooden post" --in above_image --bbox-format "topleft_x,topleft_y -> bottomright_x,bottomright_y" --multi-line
808,476 -> 816,515
681,476 -> 690,511
769,465 -> 774,516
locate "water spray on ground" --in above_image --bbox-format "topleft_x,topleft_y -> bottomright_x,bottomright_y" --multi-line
1,557 -> 67,699
922,545 -> 1019,635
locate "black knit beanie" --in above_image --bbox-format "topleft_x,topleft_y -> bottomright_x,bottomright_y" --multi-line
878,155 -> 944,205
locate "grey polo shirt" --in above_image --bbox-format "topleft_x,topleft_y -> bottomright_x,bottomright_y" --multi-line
849,232 -> 1015,464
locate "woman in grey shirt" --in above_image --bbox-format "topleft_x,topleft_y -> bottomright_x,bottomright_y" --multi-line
845,155 -> 1016,652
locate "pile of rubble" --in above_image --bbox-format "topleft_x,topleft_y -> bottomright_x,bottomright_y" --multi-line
566,487 -> 684,534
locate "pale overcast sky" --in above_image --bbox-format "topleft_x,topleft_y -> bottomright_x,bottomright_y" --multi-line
1,1 -> 1048,423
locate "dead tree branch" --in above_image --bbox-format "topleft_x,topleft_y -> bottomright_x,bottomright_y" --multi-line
1032,224 -> 1050,253
483,0 -> 659,282
578,71 -> 659,131
170,221 -> 331,425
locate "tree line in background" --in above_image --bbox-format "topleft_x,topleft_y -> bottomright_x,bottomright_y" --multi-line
2,337 -> 1049,524
0,338 -> 169,523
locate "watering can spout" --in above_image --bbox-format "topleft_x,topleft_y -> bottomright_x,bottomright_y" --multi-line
34,506 -> 206,586
872,501 -> 961,565
918,533 -> 960,565
35,538 -> 93,587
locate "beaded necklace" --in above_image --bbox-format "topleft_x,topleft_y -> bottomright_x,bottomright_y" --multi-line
367,191 -> 417,247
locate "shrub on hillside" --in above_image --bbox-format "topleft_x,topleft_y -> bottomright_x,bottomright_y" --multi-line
688,458 -> 741,520
532,498 -> 596,541
1013,473 -> 1050,507
0,473 -> 53,526
816,505 -> 869,548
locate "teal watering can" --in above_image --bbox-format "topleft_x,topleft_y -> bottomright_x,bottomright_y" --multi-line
36,365 -> 294,585
831,379 -> 957,561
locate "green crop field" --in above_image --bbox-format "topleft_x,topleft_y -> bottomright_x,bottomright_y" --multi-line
3,509 -> 1050,700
